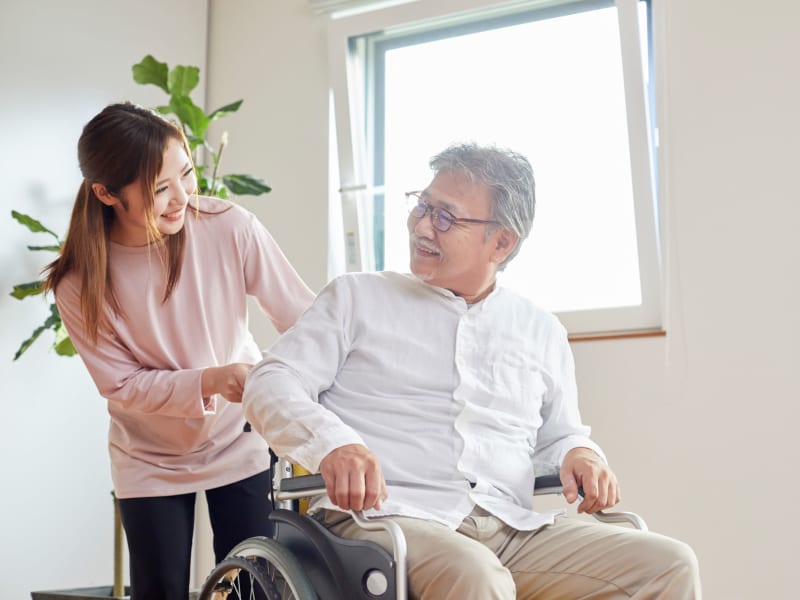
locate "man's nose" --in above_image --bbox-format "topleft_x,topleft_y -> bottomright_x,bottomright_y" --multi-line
410,208 -> 436,237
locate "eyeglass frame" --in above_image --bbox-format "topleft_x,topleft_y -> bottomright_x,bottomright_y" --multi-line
405,191 -> 501,233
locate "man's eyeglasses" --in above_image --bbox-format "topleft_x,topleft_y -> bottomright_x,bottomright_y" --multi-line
405,191 -> 500,233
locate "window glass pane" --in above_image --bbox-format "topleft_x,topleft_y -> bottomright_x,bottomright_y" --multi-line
377,4 -> 643,313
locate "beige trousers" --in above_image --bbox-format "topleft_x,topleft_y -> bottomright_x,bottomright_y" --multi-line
321,506 -> 701,599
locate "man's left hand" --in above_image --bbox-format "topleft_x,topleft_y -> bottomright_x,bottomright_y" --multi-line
560,447 -> 620,514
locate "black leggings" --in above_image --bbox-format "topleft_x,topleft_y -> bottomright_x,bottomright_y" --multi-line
118,470 -> 273,600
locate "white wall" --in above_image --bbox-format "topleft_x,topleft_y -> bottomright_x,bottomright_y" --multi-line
3,0 -> 799,598
206,0 -> 331,302
0,1 -> 208,597
207,1 -> 800,599
576,2 -> 800,598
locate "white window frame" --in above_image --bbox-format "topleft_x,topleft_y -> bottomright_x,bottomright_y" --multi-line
326,0 -> 662,335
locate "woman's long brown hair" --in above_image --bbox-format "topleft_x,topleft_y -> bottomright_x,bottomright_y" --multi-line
44,102 -> 195,344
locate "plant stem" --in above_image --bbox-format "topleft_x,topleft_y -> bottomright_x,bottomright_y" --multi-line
210,132 -> 228,195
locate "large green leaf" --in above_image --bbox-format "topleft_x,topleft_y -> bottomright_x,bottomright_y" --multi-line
197,176 -> 211,195
186,134 -> 206,152
132,55 -> 169,94
168,65 -> 200,97
222,174 -> 272,196
12,210 -> 60,239
11,280 -> 44,299
54,321 -> 77,357
13,325 -> 45,361
13,303 -> 61,361
208,100 -> 243,121
169,96 -> 210,139
54,336 -> 77,357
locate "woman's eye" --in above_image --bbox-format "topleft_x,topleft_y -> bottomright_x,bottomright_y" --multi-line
155,185 -> 168,194
182,167 -> 194,178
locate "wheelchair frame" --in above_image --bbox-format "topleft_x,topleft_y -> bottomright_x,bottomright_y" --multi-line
197,458 -> 647,600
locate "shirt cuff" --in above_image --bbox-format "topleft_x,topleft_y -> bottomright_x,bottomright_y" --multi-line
557,439 -> 606,466
291,429 -> 366,473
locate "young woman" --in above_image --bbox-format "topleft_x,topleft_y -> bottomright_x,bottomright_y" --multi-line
44,102 -> 315,599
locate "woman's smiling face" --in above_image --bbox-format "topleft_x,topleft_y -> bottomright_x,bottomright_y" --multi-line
107,137 -> 196,246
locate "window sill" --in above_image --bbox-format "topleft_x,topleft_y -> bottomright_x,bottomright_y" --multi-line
568,328 -> 666,343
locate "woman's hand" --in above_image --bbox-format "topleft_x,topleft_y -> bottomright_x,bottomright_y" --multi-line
201,363 -> 253,403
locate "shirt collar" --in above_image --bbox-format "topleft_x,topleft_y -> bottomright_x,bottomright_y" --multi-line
405,272 -> 503,308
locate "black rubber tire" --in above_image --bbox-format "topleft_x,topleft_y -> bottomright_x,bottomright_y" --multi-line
199,536 -> 317,600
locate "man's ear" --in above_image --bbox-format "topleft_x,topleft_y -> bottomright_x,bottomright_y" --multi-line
492,228 -> 520,264
92,183 -> 119,207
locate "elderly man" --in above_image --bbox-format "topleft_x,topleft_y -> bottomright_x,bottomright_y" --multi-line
243,143 -> 701,599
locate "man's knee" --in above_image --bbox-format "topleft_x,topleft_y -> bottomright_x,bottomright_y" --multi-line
636,534 -> 702,598
662,538 -> 701,590
410,541 -> 515,600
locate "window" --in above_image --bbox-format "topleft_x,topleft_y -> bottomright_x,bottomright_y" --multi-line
328,0 -> 661,335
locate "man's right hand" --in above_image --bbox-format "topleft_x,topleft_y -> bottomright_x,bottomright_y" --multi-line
318,444 -> 388,511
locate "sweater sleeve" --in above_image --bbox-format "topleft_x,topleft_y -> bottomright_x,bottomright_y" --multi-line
55,277 -> 209,418
243,276 -> 365,472
240,210 -> 315,333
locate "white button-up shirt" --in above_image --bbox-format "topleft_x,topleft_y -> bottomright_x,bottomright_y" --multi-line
244,272 -> 604,531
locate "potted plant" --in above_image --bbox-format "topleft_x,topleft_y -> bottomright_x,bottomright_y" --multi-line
23,55 -> 268,600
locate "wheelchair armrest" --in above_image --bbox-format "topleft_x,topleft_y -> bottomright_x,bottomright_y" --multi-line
534,474 -> 590,499
533,474 -> 565,495
276,472 -> 327,502
285,473 -> 575,499
280,472 -> 326,493
278,471 -> 647,530
532,474 -> 648,531
287,473 -> 566,494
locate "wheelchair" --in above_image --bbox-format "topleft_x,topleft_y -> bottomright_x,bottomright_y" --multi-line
197,455 -> 647,600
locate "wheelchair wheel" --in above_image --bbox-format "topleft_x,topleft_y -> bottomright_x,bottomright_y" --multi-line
199,536 -> 317,600
199,555 -> 273,599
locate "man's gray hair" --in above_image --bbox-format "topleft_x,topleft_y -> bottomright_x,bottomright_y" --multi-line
430,143 -> 535,269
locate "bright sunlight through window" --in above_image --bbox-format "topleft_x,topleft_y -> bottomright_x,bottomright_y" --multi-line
329,0 -> 660,333
378,5 -> 645,313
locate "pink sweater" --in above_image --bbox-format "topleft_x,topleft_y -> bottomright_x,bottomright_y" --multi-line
56,196 -> 315,498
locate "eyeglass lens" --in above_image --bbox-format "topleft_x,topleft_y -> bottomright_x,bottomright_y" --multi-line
410,197 -> 454,232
